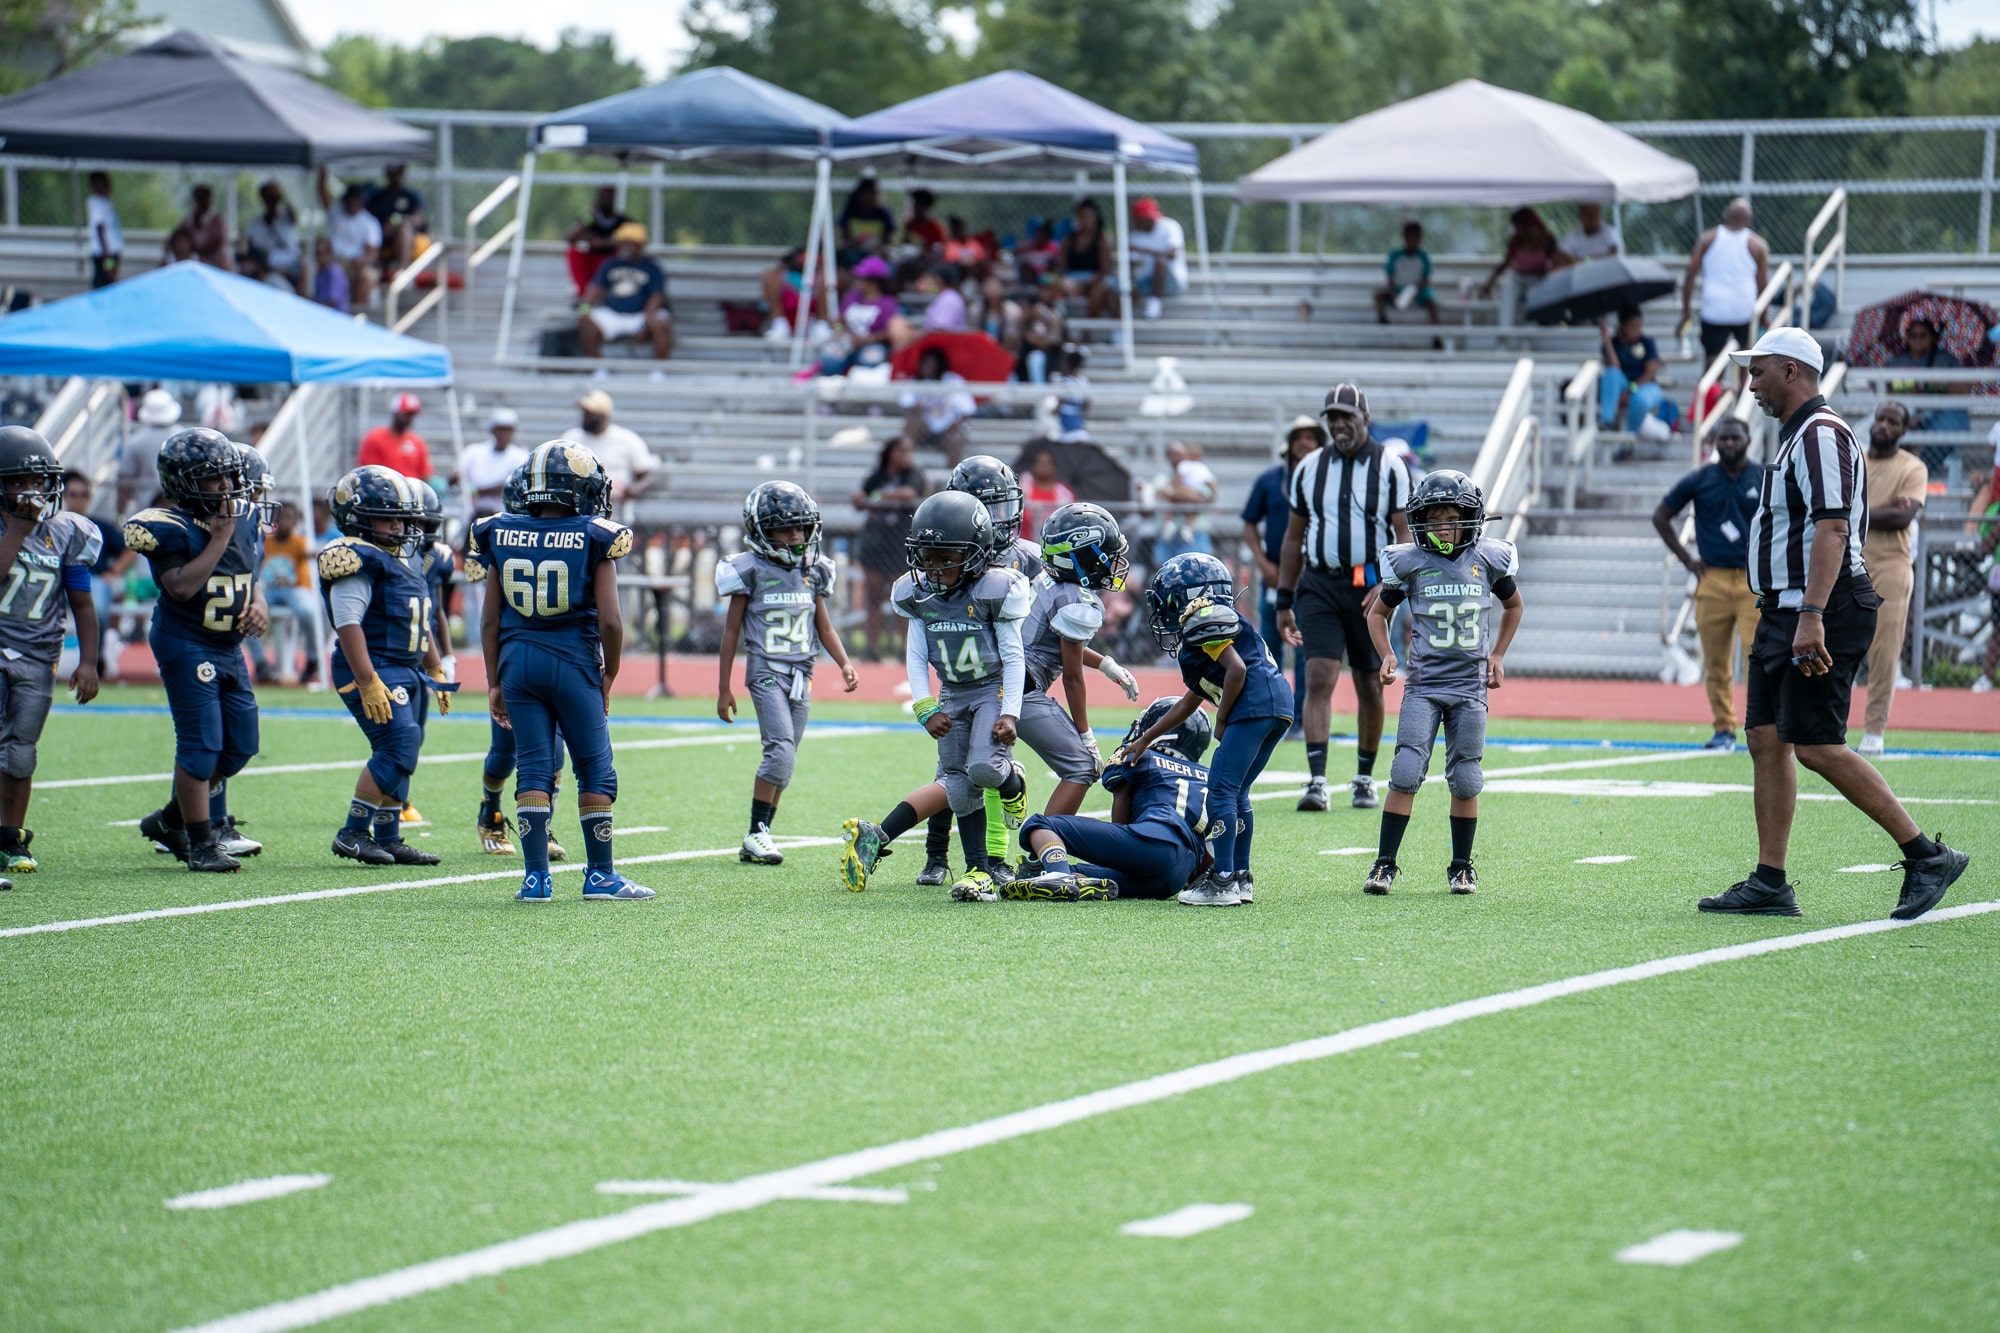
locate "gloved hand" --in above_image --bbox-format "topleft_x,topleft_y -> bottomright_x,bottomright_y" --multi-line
1079,727 -> 1104,776
342,672 -> 393,724
1097,655 -> 1139,701
426,663 -> 461,714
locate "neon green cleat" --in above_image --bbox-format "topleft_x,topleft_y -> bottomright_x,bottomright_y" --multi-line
949,867 -> 997,902
999,761 -> 1029,830
840,818 -> 886,892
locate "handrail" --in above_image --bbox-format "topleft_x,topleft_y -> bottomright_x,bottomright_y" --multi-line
465,175 -> 519,232
1560,357 -> 1601,512
1752,259 -> 1794,329
1469,357 -> 1536,494
1800,187 -> 1849,316
32,376 -> 88,442
465,175 -> 522,277
1488,414 -> 1541,544
385,241 -> 446,335
52,381 -> 118,460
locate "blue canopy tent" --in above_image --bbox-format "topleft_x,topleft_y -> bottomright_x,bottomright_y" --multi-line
500,68 -> 851,362
832,71 -> 1207,366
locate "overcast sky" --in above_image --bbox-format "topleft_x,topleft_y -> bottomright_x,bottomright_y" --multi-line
291,0 -> 2000,83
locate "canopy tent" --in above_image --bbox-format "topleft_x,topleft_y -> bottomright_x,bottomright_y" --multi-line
498,68 -> 850,361
833,71 -> 1208,367
0,31 -> 431,166
1236,80 -> 1696,206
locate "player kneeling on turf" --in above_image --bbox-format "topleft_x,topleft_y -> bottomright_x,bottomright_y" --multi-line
1361,470 -> 1523,896
1003,699 -> 1215,902
718,481 -> 857,865
839,491 -> 1031,896
322,466 -> 455,867
0,427 -> 103,885
476,442 -> 651,902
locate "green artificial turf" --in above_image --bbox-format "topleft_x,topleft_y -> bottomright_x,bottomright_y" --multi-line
2,687 -> 1996,1330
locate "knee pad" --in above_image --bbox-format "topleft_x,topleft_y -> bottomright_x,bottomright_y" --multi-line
1389,745 -> 1430,796
570,744 -> 618,802
365,723 -> 422,802
2,740 -> 34,781
174,746 -> 222,784
942,772 -> 976,815
756,737 -> 798,790
1446,759 -> 1484,801
967,757 -> 1007,791
1019,813 -> 1054,843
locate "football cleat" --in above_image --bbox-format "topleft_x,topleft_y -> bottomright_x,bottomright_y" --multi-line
480,812 -> 516,856
547,832 -> 568,862
332,828 -> 396,866
376,840 -> 441,867
140,807 -> 190,862
186,837 -> 240,874
1071,876 -> 1118,901
0,827 -> 37,873
1448,860 -> 1478,895
984,858 -> 1015,887
583,870 -> 656,901
1236,870 -> 1255,903
400,802 -> 424,825
1703,730 -> 1737,752
1890,839 -> 1969,921
218,817 -> 262,858
840,817 -> 886,892
515,871 -> 554,902
1297,778 -> 1331,812
1178,871 -> 1243,906
741,828 -> 785,865
0,875 -> 12,890
1363,858 -> 1399,895
916,853 -> 952,886
950,867 -> 998,902
1005,870 -> 1085,901
1350,775 -> 1380,809
999,762 -> 1029,829
1697,878 -> 1801,916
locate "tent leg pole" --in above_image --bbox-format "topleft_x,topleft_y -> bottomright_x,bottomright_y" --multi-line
1190,172 -> 1210,281
793,158 -> 829,370
1113,160 -> 1134,372
70,164 -> 83,280
496,150 -> 537,362
821,169 -> 839,346
444,385 -> 466,482
1206,203 -> 1238,354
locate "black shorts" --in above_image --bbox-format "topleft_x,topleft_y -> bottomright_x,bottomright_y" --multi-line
1701,320 -> 1751,362
1745,577 -> 1880,746
1296,565 -> 1382,671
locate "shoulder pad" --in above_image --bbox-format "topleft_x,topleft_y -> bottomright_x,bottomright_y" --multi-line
1180,596 -> 1239,643
812,555 -> 837,595
1379,542 -> 1418,587
463,559 -> 486,584
122,508 -> 182,554
1478,538 -> 1519,577
890,572 -> 920,616
715,552 -> 753,599
592,516 -> 634,560
317,538 -> 366,581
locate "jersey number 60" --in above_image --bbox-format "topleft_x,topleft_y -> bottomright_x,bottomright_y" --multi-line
501,558 -> 573,617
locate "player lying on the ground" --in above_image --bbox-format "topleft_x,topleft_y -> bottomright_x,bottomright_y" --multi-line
977,697 -> 1216,903
1361,469 -> 1523,896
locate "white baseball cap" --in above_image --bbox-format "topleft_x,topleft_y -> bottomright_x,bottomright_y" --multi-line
487,407 -> 518,428
1727,326 -> 1824,374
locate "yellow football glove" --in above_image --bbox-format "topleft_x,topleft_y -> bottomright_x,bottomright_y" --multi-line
426,663 -> 460,715
340,673 -> 394,724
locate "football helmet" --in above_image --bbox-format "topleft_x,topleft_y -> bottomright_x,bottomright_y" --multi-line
905,490 -> 994,596
1124,695 -> 1212,765
0,425 -> 64,522
519,440 -> 612,517
1039,501 -> 1128,590
743,480 -> 821,568
416,482 -> 444,537
157,427 -> 250,518
501,463 -> 530,516
1407,468 -> 1486,559
1145,551 -> 1237,652
948,455 -> 1025,549
330,465 -> 427,556
235,443 -> 278,534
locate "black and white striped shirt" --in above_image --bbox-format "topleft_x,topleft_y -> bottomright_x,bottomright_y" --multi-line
1748,395 -> 1870,603
1287,440 -> 1410,572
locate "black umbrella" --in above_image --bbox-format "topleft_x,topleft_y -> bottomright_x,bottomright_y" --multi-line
1523,257 -> 1677,326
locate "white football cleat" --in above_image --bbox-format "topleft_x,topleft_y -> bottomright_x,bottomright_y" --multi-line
1857,733 -> 1885,756
1177,871 -> 1243,906
1350,775 -> 1380,809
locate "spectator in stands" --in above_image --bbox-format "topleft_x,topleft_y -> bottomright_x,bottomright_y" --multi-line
1153,440 -> 1218,564
1374,220 -> 1440,326
942,216 -> 988,269
853,434 -> 928,660
823,256 -> 899,373
1125,197 -> 1187,322
1887,316 -> 1963,380
1060,198 -> 1115,319
64,470 -> 134,679
254,502 -> 320,686
566,185 -> 630,296
898,346 -> 975,466
357,392 -> 432,482
119,388 -> 182,512
1559,203 -> 1624,262
312,236 -> 349,313
902,189 -> 945,251
1653,416 -> 1763,751
245,180 -> 303,294
456,407 -> 525,521
1858,401 -> 1928,753
839,172 -> 896,258
167,184 -> 231,271
1681,197 -> 1769,363
1019,442 -> 1076,540
1016,218 -> 1061,281
367,163 -> 426,277
1242,416 -> 1324,726
1050,342 -> 1092,441
563,390 -> 658,518
86,171 -> 121,288
890,263 -> 967,349
1018,270 -> 1068,383
1479,207 -> 1558,320
576,223 -> 675,361
1600,307 -> 1679,434
318,169 -> 383,310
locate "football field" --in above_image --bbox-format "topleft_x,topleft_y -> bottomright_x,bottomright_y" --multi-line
4,688 -> 1997,1331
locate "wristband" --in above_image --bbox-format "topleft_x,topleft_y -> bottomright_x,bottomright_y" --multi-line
913,695 -> 942,724
1274,588 -> 1295,611
1799,604 -> 1825,617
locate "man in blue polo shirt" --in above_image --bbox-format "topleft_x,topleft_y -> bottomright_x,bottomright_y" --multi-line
1653,416 -> 1764,750
1241,415 -> 1322,731
576,223 -> 675,361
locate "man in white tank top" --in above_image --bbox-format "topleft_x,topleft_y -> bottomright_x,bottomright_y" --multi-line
1681,197 -> 1771,364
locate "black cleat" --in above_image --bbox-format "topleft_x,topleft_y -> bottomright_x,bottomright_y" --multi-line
185,837 -> 240,873
217,816 -> 262,857
1363,858 -> 1398,895
376,840 -> 442,867
1448,860 -> 1478,894
140,807 -> 190,862
1891,839 -> 1969,921
984,858 -> 1015,887
1698,878 -> 1802,916
332,828 -> 396,866
916,853 -> 952,887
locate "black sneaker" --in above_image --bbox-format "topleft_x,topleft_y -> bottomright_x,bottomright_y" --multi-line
916,853 -> 952,887
140,807 -> 190,862
1698,878 -> 1802,916
1448,860 -> 1477,894
985,858 -> 1016,887
1891,839 -> 1969,921
185,837 -> 240,873
376,840 -> 442,867
1363,858 -> 1398,895
332,828 -> 396,866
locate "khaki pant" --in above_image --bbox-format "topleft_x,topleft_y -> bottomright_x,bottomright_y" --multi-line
1694,567 -> 1759,733
1862,555 -> 1915,735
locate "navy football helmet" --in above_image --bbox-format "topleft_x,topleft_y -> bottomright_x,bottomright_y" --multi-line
330,465 -> 427,556
519,440 -> 612,517
905,490 -> 993,596
0,425 -> 64,522
1039,501 -> 1128,590
948,455 -> 1025,550
235,443 -> 278,534
1145,551 -> 1238,652
416,482 -> 444,537
157,427 -> 249,518
743,481 -> 821,568
501,463 -> 530,516
1407,468 -> 1486,559
1123,695 -> 1212,765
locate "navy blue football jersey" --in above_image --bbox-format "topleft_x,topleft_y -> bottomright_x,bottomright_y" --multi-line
122,505 -> 265,649
472,511 -> 633,669
1174,597 -> 1291,723
1102,749 -> 1212,853
421,539 -> 454,605
317,536 -> 432,671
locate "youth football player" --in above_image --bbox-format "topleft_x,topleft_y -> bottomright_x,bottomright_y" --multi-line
194,443 -> 280,860
321,465 -> 455,866
716,481 -> 857,866
397,485 -> 455,827
476,441 -> 650,901
1362,469 -> 1523,895
0,427 -> 102,882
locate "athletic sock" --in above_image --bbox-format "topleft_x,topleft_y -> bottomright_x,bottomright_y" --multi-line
924,808 -> 953,857
1306,743 -> 1328,780
1752,862 -> 1787,890
1898,833 -> 1941,862
371,804 -> 403,846
1038,844 -> 1071,869
957,807 -> 988,870
983,787 -> 1008,861
186,818 -> 213,848
750,798 -> 776,835
208,781 -> 228,823
516,805 -> 552,875
1356,748 -> 1377,778
881,800 -> 921,843
1236,808 -> 1255,875
159,802 -> 186,832
580,809 -> 614,873
1378,811 -> 1410,863
480,777 -> 504,822
996,766 -> 1025,800
1449,815 -> 1476,864
343,799 -> 377,835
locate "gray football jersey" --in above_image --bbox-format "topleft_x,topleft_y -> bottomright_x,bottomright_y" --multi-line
0,510 -> 102,660
893,566 -> 1033,694
992,536 -> 1044,582
1380,536 -> 1518,699
1021,572 -> 1104,694
716,551 -> 835,666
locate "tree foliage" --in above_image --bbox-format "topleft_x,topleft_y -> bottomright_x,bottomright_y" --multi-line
0,0 -> 147,95
1668,0 -> 1925,118
320,30 -> 646,112
676,0 -> 957,114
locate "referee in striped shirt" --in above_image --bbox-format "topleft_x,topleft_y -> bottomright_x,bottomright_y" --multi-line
1276,384 -> 1412,810
1700,327 -> 1968,920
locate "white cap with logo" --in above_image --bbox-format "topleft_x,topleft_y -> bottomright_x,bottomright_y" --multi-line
1727,326 -> 1825,374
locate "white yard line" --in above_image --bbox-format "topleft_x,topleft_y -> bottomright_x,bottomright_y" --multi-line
1119,1203 -> 1254,1238
596,1180 -> 907,1205
0,838 -> 841,941
1576,856 -> 1637,865
1615,1229 -> 1743,1267
180,899 -> 2000,1333
165,1176 -> 331,1212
